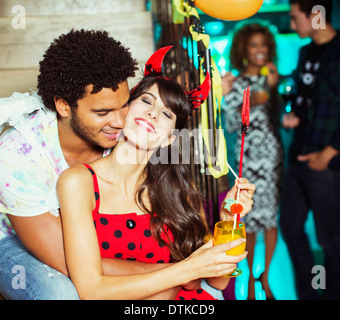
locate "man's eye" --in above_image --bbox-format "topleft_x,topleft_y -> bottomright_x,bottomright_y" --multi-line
97,112 -> 109,116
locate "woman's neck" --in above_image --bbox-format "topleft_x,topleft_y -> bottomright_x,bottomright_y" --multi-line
98,139 -> 151,191
243,64 -> 261,76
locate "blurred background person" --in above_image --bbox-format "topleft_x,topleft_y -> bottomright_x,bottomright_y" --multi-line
222,23 -> 284,300
280,0 -> 340,300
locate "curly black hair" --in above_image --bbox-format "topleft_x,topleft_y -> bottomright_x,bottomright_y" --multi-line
37,29 -> 139,111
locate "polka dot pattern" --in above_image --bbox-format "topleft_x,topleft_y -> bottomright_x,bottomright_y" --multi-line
93,212 -> 172,264
114,230 -> 122,238
84,163 -> 216,301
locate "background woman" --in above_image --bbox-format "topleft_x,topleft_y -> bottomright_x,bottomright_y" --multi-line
222,24 -> 284,300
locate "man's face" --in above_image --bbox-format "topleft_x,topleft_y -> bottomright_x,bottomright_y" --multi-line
290,3 -> 315,38
70,81 -> 130,149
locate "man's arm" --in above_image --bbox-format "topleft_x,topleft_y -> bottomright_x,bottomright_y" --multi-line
8,212 -> 181,299
8,213 -> 69,275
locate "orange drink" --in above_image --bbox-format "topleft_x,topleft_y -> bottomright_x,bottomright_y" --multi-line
213,220 -> 246,277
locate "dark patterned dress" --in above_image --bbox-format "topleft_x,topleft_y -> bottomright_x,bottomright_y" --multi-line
222,75 -> 284,233
84,164 -> 216,300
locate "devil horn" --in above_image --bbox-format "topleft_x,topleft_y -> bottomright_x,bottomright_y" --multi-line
187,72 -> 211,109
144,46 -> 173,76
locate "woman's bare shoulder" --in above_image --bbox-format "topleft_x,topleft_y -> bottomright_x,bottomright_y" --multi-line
58,164 -> 93,188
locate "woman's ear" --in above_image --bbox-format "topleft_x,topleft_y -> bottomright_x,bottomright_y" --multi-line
54,97 -> 71,118
160,134 -> 176,148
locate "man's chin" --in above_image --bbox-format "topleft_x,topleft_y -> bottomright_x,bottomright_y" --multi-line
100,139 -> 119,150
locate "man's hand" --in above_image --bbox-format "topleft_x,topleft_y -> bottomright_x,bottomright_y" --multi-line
297,146 -> 339,171
182,279 -> 202,291
282,112 -> 300,129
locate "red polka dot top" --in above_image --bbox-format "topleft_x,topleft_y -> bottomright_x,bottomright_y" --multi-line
84,164 -> 216,300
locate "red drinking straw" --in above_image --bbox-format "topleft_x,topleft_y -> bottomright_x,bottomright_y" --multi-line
237,86 -> 250,221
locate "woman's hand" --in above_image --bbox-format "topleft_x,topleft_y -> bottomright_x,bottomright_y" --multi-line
266,62 -> 279,89
221,71 -> 235,96
220,178 -> 255,221
250,91 -> 269,106
184,239 -> 248,280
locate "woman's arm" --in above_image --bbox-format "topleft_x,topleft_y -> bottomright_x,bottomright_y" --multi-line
57,166 -> 246,300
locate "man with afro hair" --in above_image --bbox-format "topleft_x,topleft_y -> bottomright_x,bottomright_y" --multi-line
0,29 -> 180,300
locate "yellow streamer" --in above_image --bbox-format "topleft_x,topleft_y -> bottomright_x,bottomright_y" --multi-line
172,0 -> 228,178
172,0 -> 186,23
199,59 -> 228,178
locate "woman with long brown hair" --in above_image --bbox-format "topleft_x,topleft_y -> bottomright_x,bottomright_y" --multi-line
57,47 -> 255,300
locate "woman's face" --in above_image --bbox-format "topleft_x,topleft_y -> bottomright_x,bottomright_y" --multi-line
123,83 -> 177,151
246,32 -> 269,68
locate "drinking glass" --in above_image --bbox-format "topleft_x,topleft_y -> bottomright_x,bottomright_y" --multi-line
213,220 -> 246,277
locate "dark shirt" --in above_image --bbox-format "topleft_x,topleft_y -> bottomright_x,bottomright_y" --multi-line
289,31 -> 340,169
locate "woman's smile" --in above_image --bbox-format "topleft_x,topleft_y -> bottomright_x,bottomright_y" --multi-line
134,118 -> 157,134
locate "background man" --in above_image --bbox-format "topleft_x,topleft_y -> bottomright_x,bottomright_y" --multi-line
281,0 -> 340,300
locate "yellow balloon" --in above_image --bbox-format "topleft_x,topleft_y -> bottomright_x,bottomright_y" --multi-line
195,0 -> 264,21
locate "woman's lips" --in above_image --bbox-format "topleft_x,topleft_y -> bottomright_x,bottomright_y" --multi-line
134,118 -> 156,133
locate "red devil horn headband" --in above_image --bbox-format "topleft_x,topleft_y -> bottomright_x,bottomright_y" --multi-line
141,46 -> 211,109
144,46 -> 173,76
187,72 -> 211,109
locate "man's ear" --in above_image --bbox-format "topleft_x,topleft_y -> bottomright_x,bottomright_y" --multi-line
54,97 -> 71,118
160,134 -> 176,148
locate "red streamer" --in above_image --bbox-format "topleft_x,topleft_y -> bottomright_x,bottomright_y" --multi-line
237,86 -> 250,221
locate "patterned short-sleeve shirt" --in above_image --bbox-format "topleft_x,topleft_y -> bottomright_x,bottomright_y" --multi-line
0,92 -> 110,240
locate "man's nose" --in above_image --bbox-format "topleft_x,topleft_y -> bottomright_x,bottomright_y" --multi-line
108,110 -> 126,128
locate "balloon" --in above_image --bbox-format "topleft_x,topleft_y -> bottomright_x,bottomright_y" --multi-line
194,0 -> 264,21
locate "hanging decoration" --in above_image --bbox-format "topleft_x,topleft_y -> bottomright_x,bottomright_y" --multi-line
173,0 -> 228,179
194,0 -> 264,21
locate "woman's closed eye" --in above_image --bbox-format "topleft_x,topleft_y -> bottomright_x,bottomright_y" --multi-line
141,97 -> 152,105
162,110 -> 172,119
